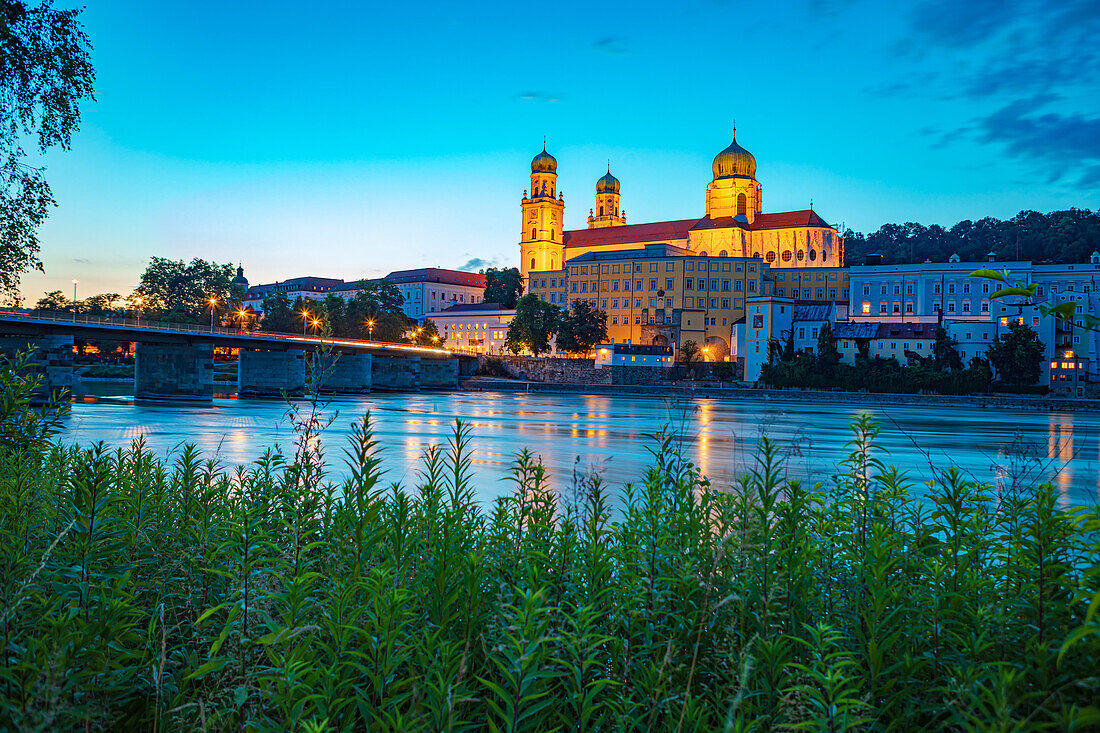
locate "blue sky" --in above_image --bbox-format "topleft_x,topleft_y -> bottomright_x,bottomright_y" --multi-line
22,0 -> 1100,300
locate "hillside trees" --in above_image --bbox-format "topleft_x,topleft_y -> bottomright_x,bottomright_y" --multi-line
505,294 -> 559,355
483,267 -> 524,308
987,320 -> 1044,385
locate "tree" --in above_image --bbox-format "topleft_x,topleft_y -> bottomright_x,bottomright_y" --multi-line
815,322 -> 841,373
987,320 -> 1044,385
0,2 -> 96,298
35,290 -> 69,311
483,267 -> 524,309
81,292 -> 119,315
320,281 -> 408,341
504,294 -> 558,355
131,257 -> 236,321
413,318 -> 443,346
259,292 -> 300,333
679,340 -> 700,364
555,300 -> 608,354
933,325 -> 963,371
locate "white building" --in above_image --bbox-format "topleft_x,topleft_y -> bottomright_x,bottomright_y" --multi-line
332,268 -> 488,320
243,276 -> 345,312
430,302 -> 515,354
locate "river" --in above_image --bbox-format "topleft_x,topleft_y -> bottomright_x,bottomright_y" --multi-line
62,385 -> 1100,507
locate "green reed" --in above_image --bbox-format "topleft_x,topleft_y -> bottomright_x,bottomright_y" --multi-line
0,351 -> 1098,730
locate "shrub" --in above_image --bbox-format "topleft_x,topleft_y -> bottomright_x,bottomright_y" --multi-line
0,380 -> 1097,728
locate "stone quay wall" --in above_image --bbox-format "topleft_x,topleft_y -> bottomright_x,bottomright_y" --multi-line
479,355 -> 613,385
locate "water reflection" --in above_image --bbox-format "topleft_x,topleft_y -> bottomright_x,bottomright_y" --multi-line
58,388 -> 1100,508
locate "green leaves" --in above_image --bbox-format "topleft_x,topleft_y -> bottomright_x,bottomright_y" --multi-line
0,405 -> 1098,730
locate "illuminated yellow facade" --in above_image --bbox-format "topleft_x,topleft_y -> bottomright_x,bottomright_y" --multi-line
519,131 -> 845,282
526,244 -> 769,359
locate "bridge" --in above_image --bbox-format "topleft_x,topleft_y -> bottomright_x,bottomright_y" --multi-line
0,309 -> 468,400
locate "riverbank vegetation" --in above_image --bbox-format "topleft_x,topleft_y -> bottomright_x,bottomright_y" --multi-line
1,358 -> 1099,729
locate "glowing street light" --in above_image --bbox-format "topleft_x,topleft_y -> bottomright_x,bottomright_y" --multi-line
366,319 -> 375,340
299,308 -> 311,335
133,295 -> 144,326
310,317 -> 321,334
208,296 -> 218,330
237,309 -> 249,331
71,279 -> 78,321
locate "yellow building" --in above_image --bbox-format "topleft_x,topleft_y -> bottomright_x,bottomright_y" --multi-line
519,130 -> 845,281
526,243 -> 768,359
771,267 -> 850,302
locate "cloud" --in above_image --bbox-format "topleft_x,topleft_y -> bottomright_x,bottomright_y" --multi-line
592,36 -> 629,55
459,257 -> 504,272
73,258 -> 90,264
966,95 -> 1100,189
517,91 -> 561,103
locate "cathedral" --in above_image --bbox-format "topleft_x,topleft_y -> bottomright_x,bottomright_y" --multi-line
519,131 -> 844,281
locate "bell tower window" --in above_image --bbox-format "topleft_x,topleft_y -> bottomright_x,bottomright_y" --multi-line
530,257 -> 536,270
737,193 -> 747,216
530,228 -> 536,240
599,205 -> 604,216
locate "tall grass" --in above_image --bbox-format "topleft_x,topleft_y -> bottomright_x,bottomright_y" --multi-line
0,351 -> 1098,729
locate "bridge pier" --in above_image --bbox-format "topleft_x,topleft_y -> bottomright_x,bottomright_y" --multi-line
135,341 -> 214,401
238,348 -> 305,397
0,335 -> 74,398
371,355 -> 421,391
420,357 -> 459,389
312,352 -> 372,393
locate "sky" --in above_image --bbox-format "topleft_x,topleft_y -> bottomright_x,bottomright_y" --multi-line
20,0 -> 1100,302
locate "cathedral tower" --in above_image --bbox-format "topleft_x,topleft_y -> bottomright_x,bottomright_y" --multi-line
705,128 -> 761,223
587,166 -> 626,229
520,144 -> 565,281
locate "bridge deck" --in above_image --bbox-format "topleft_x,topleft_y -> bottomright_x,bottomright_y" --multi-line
0,309 -> 452,356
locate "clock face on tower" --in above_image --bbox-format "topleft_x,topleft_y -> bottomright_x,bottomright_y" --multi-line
528,210 -> 537,222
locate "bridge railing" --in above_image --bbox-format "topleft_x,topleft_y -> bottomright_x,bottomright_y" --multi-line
0,308 -> 453,355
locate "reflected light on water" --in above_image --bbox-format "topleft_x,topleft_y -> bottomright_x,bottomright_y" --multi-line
56,390 -> 1100,508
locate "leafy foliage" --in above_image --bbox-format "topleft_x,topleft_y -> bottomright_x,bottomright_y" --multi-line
0,409 -> 1097,729
554,300 -> 608,354
679,340 -> 700,364
319,281 -> 407,341
0,1 -> 96,297
130,257 -> 236,322
258,292 -> 315,334
762,350 -> 992,394
483,267 -> 524,309
987,320 -> 1045,385
33,289 -> 119,314
412,318 -> 442,346
505,294 -> 559,355
844,209 -> 1100,265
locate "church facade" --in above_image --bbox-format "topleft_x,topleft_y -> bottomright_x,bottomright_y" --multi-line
519,131 -> 844,282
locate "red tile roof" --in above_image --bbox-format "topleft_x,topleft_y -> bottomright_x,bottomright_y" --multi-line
562,210 -> 831,250
385,268 -> 487,287
752,210 -> 831,229
562,218 -> 699,249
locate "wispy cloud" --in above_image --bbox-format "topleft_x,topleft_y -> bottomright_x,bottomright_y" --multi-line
517,91 -> 561,103
459,257 -> 504,271
975,95 -> 1100,189
592,36 -> 629,55
73,258 -> 91,264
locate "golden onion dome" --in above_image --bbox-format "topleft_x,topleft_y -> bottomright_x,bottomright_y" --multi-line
712,130 -> 757,180
531,146 -> 557,174
596,168 -> 620,194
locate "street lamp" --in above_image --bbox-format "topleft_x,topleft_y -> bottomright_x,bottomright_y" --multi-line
237,309 -> 249,331
71,279 -> 78,321
299,308 -> 311,335
366,319 -> 375,340
208,296 -> 218,330
310,317 -> 321,334
133,295 -> 144,326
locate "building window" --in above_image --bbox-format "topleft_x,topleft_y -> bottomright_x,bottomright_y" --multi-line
721,298 -> 730,308
862,302 -> 871,314
666,278 -> 674,290
863,285 -> 870,296
906,302 -> 913,313
934,283 -> 941,294
879,303 -> 887,314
